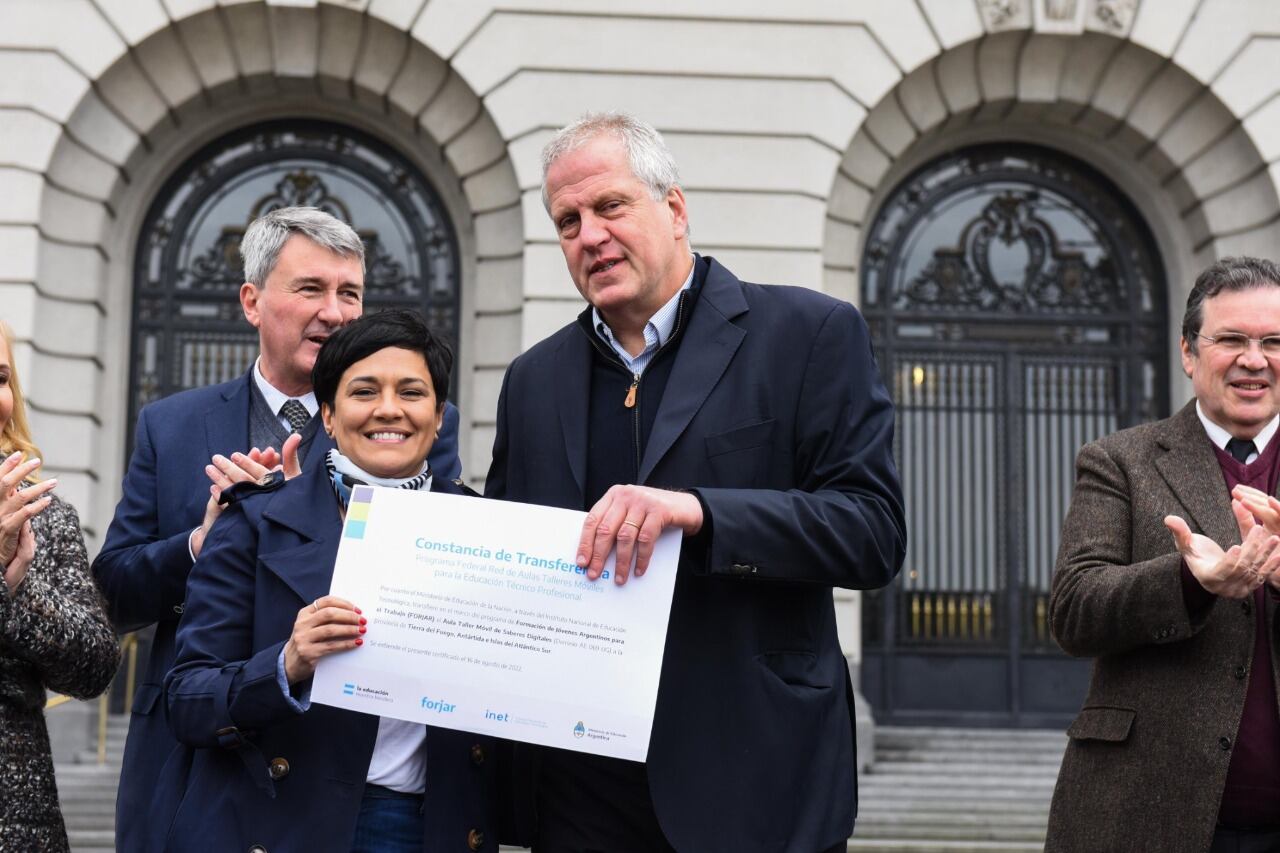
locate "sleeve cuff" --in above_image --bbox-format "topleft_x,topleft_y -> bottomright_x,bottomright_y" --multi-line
274,647 -> 311,712
1180,559 -> 1216,619
187,528 -> 199,564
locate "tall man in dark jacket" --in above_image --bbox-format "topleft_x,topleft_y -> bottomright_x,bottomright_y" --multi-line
1048,257 -> 1280,853
485,113 -> 906,853
93,206 -> 461,852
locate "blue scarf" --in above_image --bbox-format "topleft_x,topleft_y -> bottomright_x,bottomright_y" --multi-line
324,448 -> 432,509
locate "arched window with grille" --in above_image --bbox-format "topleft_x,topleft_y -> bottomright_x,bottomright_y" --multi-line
858,145 -> 1168,726
129,120 -> 461,450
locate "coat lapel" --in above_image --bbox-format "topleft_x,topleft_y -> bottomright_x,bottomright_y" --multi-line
638,260 -> 747,484
258,461 -> 343,606
1154,401 -> 1238,545
204,370 -> 253,458
555,328 -> 592,501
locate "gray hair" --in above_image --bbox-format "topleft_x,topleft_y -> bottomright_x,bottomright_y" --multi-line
1182,256 -> 1280,353
540,113 -> 682,211
240,206 -> 365,286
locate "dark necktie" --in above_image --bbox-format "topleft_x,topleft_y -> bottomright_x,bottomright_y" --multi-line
280,399 -> 311,435
1226,437 -> 1256,464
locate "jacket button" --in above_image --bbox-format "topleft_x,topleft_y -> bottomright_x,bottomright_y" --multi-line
249,846 -> 267,853
173,603 -> 185,615
471,744 -> 485,766
1220,736 -> 1233,751
1235,664 -> 1248,680
268,757 -> 290,780
467,829 -> 485,850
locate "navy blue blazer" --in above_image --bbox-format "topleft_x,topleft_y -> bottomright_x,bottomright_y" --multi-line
92,368 -> 462,853
486,257 -> 907,852
162,460 -> 496,852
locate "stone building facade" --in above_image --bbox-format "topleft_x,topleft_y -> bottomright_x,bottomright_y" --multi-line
3,0 -> 1280,726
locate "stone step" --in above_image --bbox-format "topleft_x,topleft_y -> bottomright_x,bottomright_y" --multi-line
874,746 -> 1063,763
847,840 -> 1043,853
867,760 -> 1059,777
858,797 -> 1050,815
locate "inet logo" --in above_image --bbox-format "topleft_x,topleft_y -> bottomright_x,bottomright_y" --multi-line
485,709 -> 509,722
420,696 -> 457,714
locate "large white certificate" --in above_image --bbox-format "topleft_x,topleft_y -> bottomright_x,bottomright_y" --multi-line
311,485 -> 680,762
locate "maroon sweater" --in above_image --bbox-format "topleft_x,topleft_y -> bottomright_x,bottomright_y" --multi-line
1182,435 -> 1280,828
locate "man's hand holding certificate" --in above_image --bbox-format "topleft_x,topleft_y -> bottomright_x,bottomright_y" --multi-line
311,485 -> 680,761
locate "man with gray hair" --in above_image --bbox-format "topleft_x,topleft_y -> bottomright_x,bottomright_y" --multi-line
1048,257 -> 1280,851
487,113 -> 906,852
93,206 -> 462,852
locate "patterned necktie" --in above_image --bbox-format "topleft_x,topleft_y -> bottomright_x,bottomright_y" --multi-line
280,399 -> 311,435
1226,437 -> 1256,464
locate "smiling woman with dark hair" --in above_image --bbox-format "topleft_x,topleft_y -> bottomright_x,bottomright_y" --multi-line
162,310 -> 498,853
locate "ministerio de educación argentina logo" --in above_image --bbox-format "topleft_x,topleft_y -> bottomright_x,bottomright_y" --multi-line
573,721 -> 586,738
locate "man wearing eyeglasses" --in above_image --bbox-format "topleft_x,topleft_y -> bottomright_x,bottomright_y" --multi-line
1046,256 -> 1280,853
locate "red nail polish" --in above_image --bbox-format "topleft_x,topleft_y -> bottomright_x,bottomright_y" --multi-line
359,617 -> 367,625
359,626 -> 366,634
354,607 -> 362,615
355,638 -> 363,646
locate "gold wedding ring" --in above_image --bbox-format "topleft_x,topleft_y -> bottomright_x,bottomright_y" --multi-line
311,600 -> 320,613
622,520 -> 642,530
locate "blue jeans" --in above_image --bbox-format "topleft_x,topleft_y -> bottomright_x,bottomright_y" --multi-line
350,784 -> 424,853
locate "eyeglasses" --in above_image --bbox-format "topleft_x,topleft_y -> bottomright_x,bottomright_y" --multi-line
1198,333 -> 1280,356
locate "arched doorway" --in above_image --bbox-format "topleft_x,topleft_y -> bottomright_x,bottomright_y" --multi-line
859,144 -> 1168,726
128,119 -> 462,446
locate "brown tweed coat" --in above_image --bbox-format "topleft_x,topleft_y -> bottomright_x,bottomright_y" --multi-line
1046,400 -> 1279,853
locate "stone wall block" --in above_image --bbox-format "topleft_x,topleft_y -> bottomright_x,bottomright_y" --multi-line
0,169 -> 42,223
934,39 -> 981,114
386,44 -> 448,118
521,299 -> 581,350
467,424 -> 496,483
268,5 -> 320,78
918,0 -> 984,50
164,0 -> 217,19
28,350 -> 99,414
25,410 -> 94,471
0,284 -> 36,333
485,71 -> 862,153
443,109 -> 506,178
707,248 -> 820,291
897,65 -> 949,134
505,131 -> 552,194
839,132 -> 892,191
94,55 -> 171,135
862,94 -> 918,159
1017,34 -> 1071,103
36,241 -> 106,302
95,0 -> 169,46
1195,170 -> 1280,237
1174,0 -> 1280,86
1057,33 -> 1121,106
1208,219 -> 1280,263
474,256 -> 523,313
473,204 -> 524,259
683,191 -> 824,250
222,3 -> 274,78
859,2 -> 939,73
133,23 -> 204,109
174,11 -> 239,90
1181,126 -> 1267,203
38,187 -> 109,248
1213,36 -> 1280,118
1091,43 -> 1163,121
1154,91 -> 1238,169
30,296 -> 101,359
822,265 -> 858,305
368,0 -> 426,31
519,244 -> 579,300
822,218 -> 860,267
318,4 -> 364,82
0,110 -> 60,172
670,134 -> 839,199
976,31 -> 1025,105
65,91 -> 140,168
1243,95 -> 1280,163
1126,64 -> 1201,143
472,313 -> 521,367
411,0 -> 488,60
462,157 -> 520,214
0,0 -> 125,80
0,227 -> 39,282
419,71 -> 481,147
0,52 -> 90,124
1128,0 -> 1197,57
827,175 -> 872,227
353,19 -> 409,98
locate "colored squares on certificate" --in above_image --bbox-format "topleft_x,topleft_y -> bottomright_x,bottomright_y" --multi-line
344,487 -> 374,539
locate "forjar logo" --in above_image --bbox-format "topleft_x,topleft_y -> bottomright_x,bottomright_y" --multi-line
420,696 -> 457,714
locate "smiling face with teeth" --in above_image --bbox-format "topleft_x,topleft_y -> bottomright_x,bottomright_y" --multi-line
241,235 -> 365,397
321,345 -> 443,479
545,134 -> 692,351
1181,286 -> 1280,439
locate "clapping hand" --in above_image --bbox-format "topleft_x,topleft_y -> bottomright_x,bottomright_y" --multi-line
0,452 -> 55,585
191,434 -> 304,559
1165,499 -> 1280,599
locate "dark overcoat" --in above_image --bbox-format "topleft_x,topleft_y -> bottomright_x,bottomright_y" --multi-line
486,256 -> 907,852
1047,400 -> 1278,852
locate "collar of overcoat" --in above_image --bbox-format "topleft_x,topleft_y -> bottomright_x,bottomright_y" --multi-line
202,367 -> 326,462
1154,399 -> 1255,547
554,255 -> 749,499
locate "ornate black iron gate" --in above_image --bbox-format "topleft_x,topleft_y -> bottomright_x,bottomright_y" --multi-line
858,145 -> 1168,726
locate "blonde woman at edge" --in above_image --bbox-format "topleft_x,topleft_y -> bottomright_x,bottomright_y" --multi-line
0,321 -> 119,850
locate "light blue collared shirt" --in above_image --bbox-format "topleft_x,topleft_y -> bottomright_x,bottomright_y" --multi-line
592,260 -> 695,375
253,357 -> 318,433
